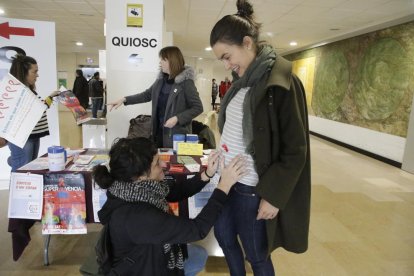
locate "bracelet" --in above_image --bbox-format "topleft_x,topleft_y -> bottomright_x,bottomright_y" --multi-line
44,96 -> 53,107
204,169 -> 214,179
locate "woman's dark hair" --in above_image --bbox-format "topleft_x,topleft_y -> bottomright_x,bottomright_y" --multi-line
9,54 -> 37,91
76,69 -> 83,76
93,137 -> 158,189
210,0 -> 262,50
159,46 -> 185,79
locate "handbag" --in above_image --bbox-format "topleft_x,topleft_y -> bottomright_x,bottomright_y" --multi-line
127,115 -> 152,139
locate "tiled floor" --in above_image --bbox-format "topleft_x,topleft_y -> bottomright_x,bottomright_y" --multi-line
1,113 -> 413,275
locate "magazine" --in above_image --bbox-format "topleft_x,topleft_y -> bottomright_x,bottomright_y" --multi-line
42,173 -> 87,235
57,90 -> 90,125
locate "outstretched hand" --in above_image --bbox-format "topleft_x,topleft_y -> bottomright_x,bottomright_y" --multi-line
107,98 -> 126,112
217,154 -> 247,194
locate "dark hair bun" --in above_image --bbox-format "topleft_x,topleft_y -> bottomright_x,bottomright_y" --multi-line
236,0 -> 254,18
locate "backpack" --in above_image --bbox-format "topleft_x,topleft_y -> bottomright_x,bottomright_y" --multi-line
127,115 -> 152,139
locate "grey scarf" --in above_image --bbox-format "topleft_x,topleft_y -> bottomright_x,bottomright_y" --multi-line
218,45 -> 276,154
109,179 -> 185,272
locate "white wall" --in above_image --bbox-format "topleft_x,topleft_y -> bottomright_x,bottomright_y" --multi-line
105,0 -> 163,146
309,116 -> 406,163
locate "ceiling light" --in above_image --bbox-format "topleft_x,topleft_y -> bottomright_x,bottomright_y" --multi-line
0,8 -> 5,15
205,47 -> 212,51
76,42 -> 83,46
198,57 -> 203,60
289,41 -> 298,46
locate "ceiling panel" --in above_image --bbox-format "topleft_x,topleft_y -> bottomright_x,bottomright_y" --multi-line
0,0 -> 412,58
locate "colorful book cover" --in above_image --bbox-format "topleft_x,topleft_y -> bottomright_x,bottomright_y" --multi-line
57,90 -> 90,125
42,173 -> 87,235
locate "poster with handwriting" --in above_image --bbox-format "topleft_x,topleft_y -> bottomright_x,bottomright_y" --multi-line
0,74 -> 46,148
8,172 -> 44,220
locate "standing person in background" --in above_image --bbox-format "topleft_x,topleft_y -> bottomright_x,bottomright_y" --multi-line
72,69 -> 89,110
223,76 -> 232,97
89,71 -> 103,118
108,46 -> 203,148
219,80 -> 225,100
209,0 -> 311,275
5,54 -> 59,261
211,78 -> 218,110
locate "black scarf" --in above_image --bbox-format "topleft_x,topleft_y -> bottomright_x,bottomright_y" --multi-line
109,179 -> 185,272
218,44 -> 276,154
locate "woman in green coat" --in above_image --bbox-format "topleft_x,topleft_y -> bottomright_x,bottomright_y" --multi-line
209,0 -> 311,275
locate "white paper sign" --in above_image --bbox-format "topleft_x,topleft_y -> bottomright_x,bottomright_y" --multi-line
0,74 -> 46,148
92,179 -> 107,222
8,172 -> 44,219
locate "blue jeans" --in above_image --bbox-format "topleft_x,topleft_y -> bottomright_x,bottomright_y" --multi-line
92,98 -> 103,118
184,243 -> 208,276
214,183 -> 275,276
7,138 -> 40,172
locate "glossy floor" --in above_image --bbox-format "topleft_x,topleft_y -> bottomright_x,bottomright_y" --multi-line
0,125 -> 413,275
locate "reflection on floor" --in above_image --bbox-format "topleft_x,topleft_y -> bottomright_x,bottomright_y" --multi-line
1,130 -> 413,275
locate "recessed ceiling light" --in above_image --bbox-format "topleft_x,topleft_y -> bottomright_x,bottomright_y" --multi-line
0,8 -> 5,15
198,57 -> 203,60
289,41 -> 297,46
76,42 -> 83,46
205,47 -> 212,51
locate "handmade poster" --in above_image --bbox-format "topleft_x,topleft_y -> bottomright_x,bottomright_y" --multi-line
0,74 -> 46,148
8,172 -> 44,220
42,173 -> 87,234
56,89 -> 89,125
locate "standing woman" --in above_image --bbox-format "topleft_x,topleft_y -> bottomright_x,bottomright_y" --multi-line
209,0 -> 311,275
108,46 -> 203,148
6,54 -> 58,261
7,54 -> 58,172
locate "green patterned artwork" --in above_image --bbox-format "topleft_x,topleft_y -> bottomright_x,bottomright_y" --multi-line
354,38 -> 411,120
313,50 -> 349,115
285,21 -> 414,137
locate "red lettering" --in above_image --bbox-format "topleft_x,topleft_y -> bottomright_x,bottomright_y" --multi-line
0,100 -> 10,109
2,93 -> 13,100
8,79 -> 21,86
6,86 -> 17,92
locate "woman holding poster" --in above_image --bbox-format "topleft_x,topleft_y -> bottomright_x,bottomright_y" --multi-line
5,54 -> 59,171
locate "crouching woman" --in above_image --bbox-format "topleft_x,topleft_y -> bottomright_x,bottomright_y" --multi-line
93,137 -> 246,275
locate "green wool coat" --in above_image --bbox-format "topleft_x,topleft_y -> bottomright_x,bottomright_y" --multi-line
252,55 -> 311,254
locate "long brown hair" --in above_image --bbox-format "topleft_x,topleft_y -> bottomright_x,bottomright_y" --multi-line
9,54 -> 37,91
159,46 -> 185,79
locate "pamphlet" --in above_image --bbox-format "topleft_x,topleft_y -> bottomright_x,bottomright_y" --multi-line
8,172 -> 44,220
57,89 -> 90,125
188,174 -> 219,218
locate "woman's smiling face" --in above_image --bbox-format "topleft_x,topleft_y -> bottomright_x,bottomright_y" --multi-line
212,37 -> 256,77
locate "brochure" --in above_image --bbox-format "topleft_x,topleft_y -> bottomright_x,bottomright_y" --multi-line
57,89 -> 90,125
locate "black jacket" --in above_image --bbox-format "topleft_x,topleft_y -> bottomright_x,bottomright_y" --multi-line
98,174 -> 227,276
73,75 -> 89,109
